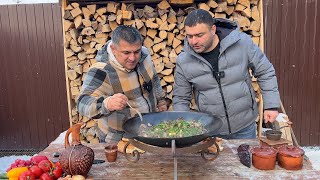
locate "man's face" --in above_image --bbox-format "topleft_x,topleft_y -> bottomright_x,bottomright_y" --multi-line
111,39 -> 142,70
185,23 -> 216,53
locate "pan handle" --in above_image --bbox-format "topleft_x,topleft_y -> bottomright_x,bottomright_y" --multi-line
203,132 -> 217,138
123,133 -> 136,139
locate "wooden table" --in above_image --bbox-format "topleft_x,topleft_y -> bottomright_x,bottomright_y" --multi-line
40,139 -> 320,179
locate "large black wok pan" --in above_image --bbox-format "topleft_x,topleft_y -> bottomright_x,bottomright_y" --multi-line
122,111 -> 223,148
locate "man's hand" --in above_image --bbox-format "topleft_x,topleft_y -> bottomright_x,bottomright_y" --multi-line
104,93 -> 128,111
264,110 -> 279,123
157,100 -> 167,112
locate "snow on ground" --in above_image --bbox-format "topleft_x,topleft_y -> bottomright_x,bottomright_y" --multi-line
0,131 -> 67,173
0,155 -> 31,173
1,132 -> 320,173
303,146 -> 320,170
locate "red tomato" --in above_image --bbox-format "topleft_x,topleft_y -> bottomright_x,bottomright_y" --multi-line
55,162 -> 61,168
52,166 -> 63,179
39,172 -> 53,180
38,160 -> 52,172
30,155 -> 49,165
19,170 -> 36,180
29,165 -> 43,178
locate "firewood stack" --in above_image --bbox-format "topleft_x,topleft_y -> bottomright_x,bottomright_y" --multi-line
62,0 -> 263,143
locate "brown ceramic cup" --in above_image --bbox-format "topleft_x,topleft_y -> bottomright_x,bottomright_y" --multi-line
105,144 -> 118,162
251,146 -> 278,170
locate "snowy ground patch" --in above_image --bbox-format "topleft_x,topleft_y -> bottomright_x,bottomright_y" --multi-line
0,131 -> 67,173
0,155 -> 31,173
302,146 -> 320,170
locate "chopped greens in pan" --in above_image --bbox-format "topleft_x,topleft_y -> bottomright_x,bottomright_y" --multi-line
140,118 -> 207,138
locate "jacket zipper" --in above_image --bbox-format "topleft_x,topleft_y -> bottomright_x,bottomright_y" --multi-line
190,45 -> 232,134
214,73 -> 231,134
216,49 -> 231,134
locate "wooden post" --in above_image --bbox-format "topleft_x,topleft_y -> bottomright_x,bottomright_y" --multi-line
61,0 -> 73,127
255,0 -> 264,139
258,92 -> 263,138
258,0 -> 264,52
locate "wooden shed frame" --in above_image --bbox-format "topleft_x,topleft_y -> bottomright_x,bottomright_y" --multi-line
60,0 -> 294,144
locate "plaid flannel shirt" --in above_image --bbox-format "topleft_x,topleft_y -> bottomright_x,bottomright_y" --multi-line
77,42 -> 166,131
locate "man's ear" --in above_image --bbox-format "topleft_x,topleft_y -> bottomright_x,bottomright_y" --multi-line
211,25 -> 216,34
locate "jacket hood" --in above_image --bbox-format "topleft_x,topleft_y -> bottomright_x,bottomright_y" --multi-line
183,18 -> 240,57
95,40 -> 111,63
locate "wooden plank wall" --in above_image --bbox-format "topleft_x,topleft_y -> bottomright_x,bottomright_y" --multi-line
0,3 -> 69,150
263,0 -> 320,146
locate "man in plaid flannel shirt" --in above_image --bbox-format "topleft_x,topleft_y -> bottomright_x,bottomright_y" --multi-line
77,25 -> 167,143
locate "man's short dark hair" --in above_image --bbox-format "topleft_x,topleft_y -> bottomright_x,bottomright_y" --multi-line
185,9 -> 215,27
111,25 -> 143,45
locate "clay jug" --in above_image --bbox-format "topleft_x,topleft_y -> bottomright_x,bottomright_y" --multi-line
59,123 -> 94,177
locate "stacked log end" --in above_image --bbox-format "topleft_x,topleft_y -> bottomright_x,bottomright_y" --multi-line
62,0 -> 263,143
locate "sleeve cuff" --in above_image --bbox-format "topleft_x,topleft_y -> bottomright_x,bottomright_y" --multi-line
157,98 -> 168,107
101,97 -> 111,115
264,108 -> 279,111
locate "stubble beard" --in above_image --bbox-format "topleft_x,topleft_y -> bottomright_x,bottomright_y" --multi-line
192,37 -> 215,53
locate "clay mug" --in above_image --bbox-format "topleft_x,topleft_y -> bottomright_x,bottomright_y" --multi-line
105,144 -> 118,162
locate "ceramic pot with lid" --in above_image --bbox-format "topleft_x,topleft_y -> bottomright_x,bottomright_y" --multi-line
278,145 -> 304,170
251,146 -> 277,170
